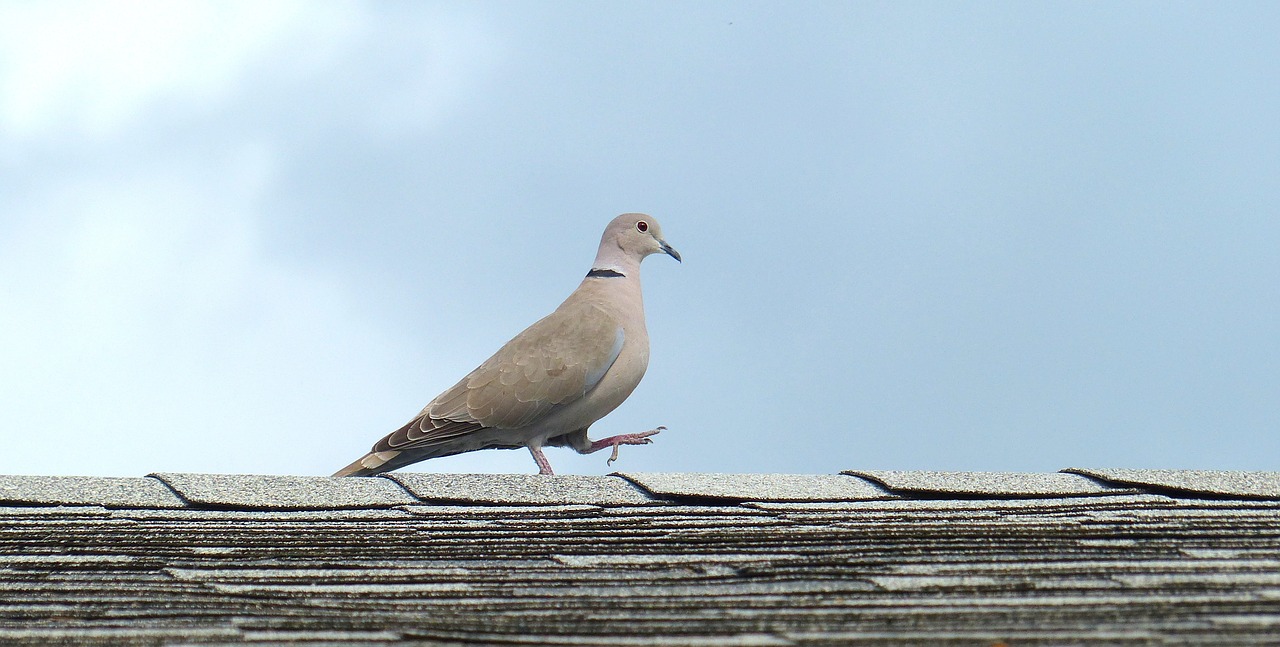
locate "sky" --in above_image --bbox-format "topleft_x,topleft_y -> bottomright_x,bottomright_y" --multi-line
2,1 -> 1278,478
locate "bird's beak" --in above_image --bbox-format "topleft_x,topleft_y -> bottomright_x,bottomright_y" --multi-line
659,239 -> 682,263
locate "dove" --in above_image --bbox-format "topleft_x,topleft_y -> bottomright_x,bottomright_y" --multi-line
334,213 -> 680,477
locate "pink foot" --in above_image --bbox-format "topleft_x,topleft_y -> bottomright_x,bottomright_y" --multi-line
586,426 -> 665,465
529,445 -> 555,475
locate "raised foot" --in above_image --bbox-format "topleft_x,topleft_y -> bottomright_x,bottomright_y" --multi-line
587,426 -> 666,465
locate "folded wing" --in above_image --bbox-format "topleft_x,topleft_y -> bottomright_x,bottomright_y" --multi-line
373,301 -> 625,455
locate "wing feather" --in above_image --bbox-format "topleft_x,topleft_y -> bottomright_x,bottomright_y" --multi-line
366,300 -> 624,454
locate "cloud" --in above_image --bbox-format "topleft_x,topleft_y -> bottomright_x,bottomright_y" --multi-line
0,0 -> 365,140
0,143 -> 405,475
0,3 -> 507,475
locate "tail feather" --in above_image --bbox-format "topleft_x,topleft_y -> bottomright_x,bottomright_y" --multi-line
332,450 -> 400,477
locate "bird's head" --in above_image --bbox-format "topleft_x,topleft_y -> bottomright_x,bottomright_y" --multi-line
601,212 -> 681,265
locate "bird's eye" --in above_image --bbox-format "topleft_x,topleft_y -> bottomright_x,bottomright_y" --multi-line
636,221 -> 649,233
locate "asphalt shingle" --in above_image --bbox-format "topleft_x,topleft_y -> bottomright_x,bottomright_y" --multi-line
844,470 -> 1136,497
149,472 -> 418,509
3,471 -> 1280,646
615,472 -> 894,502
384,472 -> 655,505
0,474 -> 185,508
1065,468 -> 1280,499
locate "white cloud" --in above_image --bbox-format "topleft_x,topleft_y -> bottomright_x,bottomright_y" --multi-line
0,144 -> 409,475
0,3 -> 512,476
0,0 -> 366,139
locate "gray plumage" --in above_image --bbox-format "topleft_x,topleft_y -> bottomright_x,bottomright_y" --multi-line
334,213 -> 679,477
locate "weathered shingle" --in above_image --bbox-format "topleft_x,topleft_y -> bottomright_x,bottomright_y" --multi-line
844,470 -> 1136,497
615,472 -> 894,502
385,472 -> 655,505
1065,468 -> 1280,499
0,475 -> 185,508
149,472 -> 418,509
3,470 -> 1280,646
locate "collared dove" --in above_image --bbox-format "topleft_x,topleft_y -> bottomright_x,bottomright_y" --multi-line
334,213 -> 680,477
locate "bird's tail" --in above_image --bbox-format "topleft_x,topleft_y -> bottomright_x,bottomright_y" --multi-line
332,450 -> 400,477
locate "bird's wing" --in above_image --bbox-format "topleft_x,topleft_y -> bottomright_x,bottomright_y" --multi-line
372,300 -> 625,454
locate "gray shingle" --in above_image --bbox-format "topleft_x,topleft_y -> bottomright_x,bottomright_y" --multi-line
844,470 -> 1136,497
402,633 -> 792,646
110,507 -> 420,522
0,504 -> 109,517
0,474 -> 186,508
385,473 -> 655,505
149,472 -> 418,509
1065,468 -> 1280,499
0,628 -> 240,641
781,630 -> 1158,645
615,472 -> 894,502
747,493 -> 1180,514
400,503 -> 603,517
5,471 -> 1280,645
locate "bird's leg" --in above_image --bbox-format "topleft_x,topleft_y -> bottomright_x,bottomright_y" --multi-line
583,426 -> 665,465
529,445 -> 555,475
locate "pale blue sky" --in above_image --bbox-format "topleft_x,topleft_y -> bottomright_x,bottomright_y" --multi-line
2,2 -> 1277,477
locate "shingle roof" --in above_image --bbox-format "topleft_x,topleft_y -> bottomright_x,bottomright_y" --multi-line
3,469 -> 1280,646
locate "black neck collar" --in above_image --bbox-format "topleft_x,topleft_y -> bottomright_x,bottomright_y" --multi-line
586,268 -> 626,278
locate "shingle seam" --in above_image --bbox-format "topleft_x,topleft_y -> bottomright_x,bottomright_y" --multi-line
148,472 -> 431,510
1062,469 -> 1280,501
611,473 -> 898,505
844,481 -> 1140,502
393,498 -> 636,508
398,628 -> 795,645
146,473 -> 419,511
874,491 -> 1138,501
144,474 -> 196,509
838,472 -> 902,496
137,500 -> 413,512
383,473 -> 661,507
610,474 -> 754,506
842,471 -> 1144,500
371,474 -> 423,503
0,501 -> 109,512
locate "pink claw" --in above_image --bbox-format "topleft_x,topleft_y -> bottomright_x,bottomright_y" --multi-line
589,426 -> 666,465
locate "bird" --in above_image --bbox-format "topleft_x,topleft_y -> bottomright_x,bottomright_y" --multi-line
334,213 -> 680,477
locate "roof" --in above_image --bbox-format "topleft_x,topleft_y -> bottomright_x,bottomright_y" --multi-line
4,469 -> 1280,645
